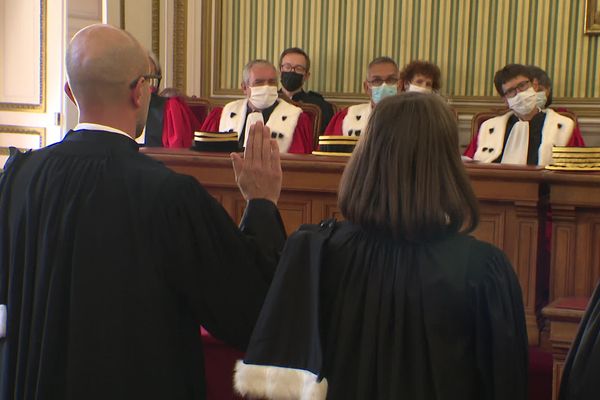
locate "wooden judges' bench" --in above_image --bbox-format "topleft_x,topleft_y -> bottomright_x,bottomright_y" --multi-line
142,148 -> 600,349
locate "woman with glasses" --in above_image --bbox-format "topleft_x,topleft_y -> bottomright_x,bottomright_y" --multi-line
464,63 -> 579,165
235,93 -> 528,400
323,56 -> 401,136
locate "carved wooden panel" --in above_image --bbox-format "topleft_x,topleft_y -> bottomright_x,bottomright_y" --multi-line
324,202 -> 344,222
592,222 -> 600,293
277,198 -> 312,235
471,205 -> 506,249
552,361 -> 565,400
573,214 -> 600,297
514,220 -> 538,306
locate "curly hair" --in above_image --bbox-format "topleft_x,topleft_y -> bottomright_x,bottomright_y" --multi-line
399,60 -> 442,91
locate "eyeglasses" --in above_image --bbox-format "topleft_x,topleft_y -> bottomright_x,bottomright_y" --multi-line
503,80 -> 531,98
280,63 -> 307,74
367,77 -> 399,87
129,74 -> 162,90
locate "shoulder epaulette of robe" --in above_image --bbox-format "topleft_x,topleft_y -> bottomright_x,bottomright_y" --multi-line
3,147 -> 31,173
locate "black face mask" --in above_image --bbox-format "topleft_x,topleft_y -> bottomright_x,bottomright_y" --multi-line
281,71 -> 304,92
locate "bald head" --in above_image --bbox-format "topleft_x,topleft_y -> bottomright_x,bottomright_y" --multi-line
66,24 -> 148,107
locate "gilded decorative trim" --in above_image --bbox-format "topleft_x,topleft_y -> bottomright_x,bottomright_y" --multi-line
120,0 -> 125,29
211,0 -> 223,97
173,0 -> 187,92
0,0 -> 46,112
0,125 -> 46,148
200,0 -> 214,97
585,0 -> 600,34
152,0 -> 160,58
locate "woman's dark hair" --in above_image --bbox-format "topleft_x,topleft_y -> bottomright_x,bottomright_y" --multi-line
338,93 -> 479,241
493,63 -> 533,96
399,60 -> 442,90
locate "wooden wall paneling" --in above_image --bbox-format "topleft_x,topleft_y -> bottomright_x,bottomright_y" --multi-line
467,164 -> 547,345
592,221 -> 600,292
550,206 -> 577,300
471,204 -> 506,249
514,201 -> 547,345
276,195 -> 313,235
324,201 -> 344,222
548,173 -> 600,301
542,299 -> 588,400
573,212 -> 600,296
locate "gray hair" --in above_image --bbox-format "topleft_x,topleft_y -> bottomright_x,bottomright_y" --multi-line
242,59 -> 276,84
148,51 -> 162,76
366,56 -> 399,77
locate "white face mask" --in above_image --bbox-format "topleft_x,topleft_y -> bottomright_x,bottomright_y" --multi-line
248,85 -> 278,110
535,91 -> 548,109
407,83 -> 433,94
507,87 -> 538,116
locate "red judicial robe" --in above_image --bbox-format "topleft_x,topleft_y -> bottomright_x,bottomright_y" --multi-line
162,96 -> 202,148
323,103 -> 371,136
145,94 -> 201,148
463,108 -> 585,161
200,99 -> 314,154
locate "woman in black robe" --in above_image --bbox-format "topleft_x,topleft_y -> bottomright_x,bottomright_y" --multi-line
559,281 -> 600,400
234,93 -> 529,400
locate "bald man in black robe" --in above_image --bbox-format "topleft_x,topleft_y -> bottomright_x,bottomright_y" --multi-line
0,24 -> 285,400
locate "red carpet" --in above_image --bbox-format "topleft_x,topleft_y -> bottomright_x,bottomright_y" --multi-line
202,328 -> 554,400
529,346 -> 553,400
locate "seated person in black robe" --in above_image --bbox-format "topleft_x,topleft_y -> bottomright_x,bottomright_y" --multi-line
234,93 -> 529,400
559,280 -> 600,400
0,24 -> 285,400
278,47 -> 335,133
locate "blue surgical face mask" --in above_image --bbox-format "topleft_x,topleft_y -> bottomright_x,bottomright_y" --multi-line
371,83 -> 398,104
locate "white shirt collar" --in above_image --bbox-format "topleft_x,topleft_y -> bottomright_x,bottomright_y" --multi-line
74,123 -> 136,142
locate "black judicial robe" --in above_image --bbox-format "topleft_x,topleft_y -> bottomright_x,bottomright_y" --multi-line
240,221 -> 528,400
0,130 -> 286,400
559,281 -> 600,400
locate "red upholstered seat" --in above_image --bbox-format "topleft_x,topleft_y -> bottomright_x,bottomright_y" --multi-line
186,96 -> 213,127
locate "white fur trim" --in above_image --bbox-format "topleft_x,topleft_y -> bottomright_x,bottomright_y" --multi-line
219,99 -> 302,153
234,360 -> 328,400
538,108 -> 575,166
341,103 -> 371,137
219,99 -> 248,135
0,304 -> 6,339
473,111 -> 513,163
266,101 -> 302,153
474,109 -> 575,166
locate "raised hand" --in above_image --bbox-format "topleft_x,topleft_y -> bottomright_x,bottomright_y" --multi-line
231,121 -> 282,205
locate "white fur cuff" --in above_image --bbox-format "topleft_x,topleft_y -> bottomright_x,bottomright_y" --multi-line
234,360 -> 328,400
0,304 -> 6,339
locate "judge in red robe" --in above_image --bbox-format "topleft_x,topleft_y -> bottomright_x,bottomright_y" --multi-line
463,64 -> 585,165
324,56 -> 401,136
143,53 -> 201,148
201,59 -> 313,154
145,93 -> 201,148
